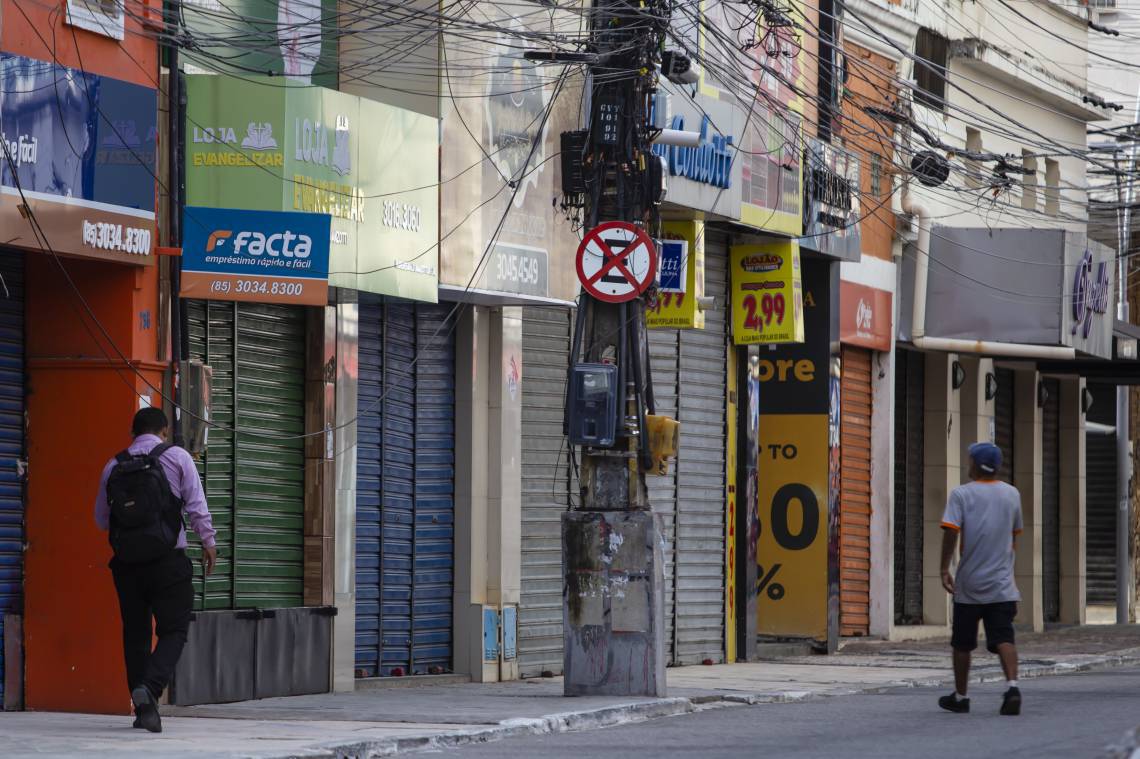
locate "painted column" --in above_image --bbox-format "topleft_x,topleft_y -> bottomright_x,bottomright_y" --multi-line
332,294 -> 359,692
958,357 -> 995,478
453,306 -> 524,681
454,306 -> 494,681
869,345 -> 894,637
1014,369 -> 1044,632
922,352 -> 960,627
488,307 -> 523,681
1059,377 -> 1087,624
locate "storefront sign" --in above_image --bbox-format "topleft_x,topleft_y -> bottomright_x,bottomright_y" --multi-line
185,75 -> 438,301
839,280 -> 892,351
802,140 -> 861,262
648,220 -> 705,329
180,206 -> 330,305
0,53 -> 156,264
731,241 -> 805,344
1071,248 -> 1111,339
756,260 -> 838,642
652,114 -> 734,189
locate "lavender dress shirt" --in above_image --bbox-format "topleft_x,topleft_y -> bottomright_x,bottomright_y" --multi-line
94,433 -> 217,549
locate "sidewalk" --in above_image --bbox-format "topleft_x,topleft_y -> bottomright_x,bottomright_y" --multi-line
3,625 -> 1138,758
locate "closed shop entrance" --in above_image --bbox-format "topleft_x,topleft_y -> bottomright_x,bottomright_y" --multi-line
1041,378 -> 1061,623
355,299 -> 457,678
894,349 -> 924,625
186,300 -> 307,609
518,306 -> 574,677
648,233 -> 729,665
0,251 -> 24,706
839,346 -> 871,636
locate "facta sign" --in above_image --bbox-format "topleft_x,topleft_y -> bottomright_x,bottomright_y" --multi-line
185,75 -> 439,301
652,115 -> 734,189
1071,248 -> 1111,340
180,206 -> 331,305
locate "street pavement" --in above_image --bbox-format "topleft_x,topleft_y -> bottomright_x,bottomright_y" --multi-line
442,668 -> 1140,759
0,625 -> 1137,757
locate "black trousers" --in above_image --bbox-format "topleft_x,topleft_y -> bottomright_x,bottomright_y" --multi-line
111,550 -> 194,700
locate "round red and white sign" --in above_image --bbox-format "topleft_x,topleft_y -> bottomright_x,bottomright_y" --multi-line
575,221 -> 658,303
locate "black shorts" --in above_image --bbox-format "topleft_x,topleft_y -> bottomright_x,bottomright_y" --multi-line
951,601 -> 1018,654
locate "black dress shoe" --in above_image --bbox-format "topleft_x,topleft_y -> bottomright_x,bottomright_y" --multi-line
131,686 -> 162,733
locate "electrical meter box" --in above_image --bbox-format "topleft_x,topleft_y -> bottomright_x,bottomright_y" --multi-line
568,363 -> 619,448
179,360 -> 213,456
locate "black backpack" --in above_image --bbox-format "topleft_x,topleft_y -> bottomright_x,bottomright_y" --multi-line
106,443 -> 185,563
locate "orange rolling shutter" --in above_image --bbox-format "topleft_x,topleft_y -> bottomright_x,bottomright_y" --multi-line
839,346 -> 872,637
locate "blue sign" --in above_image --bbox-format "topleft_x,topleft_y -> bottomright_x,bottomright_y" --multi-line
658,239 -> 687,292
651,115 -> 734,189
181,206 -> 331,304
0,53 -> 156,213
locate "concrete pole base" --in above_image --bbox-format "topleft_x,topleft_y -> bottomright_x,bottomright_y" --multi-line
562,510 -> 666,697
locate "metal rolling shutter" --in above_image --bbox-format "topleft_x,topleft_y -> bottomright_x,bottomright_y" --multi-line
1086,386 -> 1117,606
519,306 -> 573,677
188,300 -> 237,609
355,300 -> 455,677
674,236 -> 727,665
839,346 -> 872,637
893,349 -> 924,625
0,252 -> 24,703
994,368 -> 1015,485
1041,378 -> 1060,623
187,301 -> 306,610
647,326 -> 679,663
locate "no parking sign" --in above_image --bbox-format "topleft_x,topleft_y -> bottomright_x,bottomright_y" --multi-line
575,222 -> 658,303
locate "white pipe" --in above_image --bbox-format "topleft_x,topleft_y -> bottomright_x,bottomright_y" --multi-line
652,129 -> 701,147
902,190 -> 1076,360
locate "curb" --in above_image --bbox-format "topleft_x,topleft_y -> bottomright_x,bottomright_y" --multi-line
252,653 -> 1140,759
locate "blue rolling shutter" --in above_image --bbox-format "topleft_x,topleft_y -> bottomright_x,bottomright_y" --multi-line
355,299 -> 455,678
0,251 -> 24,704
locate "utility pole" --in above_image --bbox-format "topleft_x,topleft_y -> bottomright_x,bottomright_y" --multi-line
527,0 -> 689,697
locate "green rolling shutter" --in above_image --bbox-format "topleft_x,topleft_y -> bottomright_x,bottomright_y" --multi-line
187,301 -> 306,610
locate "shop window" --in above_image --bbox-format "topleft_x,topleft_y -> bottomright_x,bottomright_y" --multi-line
66,0 -> 125,40
914,28 -> 948,111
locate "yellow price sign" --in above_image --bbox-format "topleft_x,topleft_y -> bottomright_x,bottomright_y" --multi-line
730,241 -> 804,344
647,220 -> 705,329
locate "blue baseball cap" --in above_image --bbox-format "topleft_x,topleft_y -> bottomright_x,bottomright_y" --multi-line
968,442 -> 1002,475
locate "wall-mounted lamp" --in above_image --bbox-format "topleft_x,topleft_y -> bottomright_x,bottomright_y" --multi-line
985,372 -> 998,401
1037,379 -> 1050,408
1082,387 -> 1095,415
952,361 -> 966,390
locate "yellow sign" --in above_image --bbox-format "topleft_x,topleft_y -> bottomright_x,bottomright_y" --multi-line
731,241 -> 805,344
757,414 -> 828,639
647,220 -> 705,329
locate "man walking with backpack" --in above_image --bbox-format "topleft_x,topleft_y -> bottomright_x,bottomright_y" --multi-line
94,407 -> 216,733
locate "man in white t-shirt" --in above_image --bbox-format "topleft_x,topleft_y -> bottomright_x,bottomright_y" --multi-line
938,442 -> 1023,716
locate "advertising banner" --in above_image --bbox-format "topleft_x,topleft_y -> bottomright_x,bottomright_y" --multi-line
180,206 -> 330,305
438,5 -> 584,304
755,259 -> 838,643
180,0 -> 338,86
839,280 -> 892,351
802,139 -> 861,261
731,241 -> 804,344
648,220 -> 706,329
0,53 -> 156,264
185,75 -> 439,302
